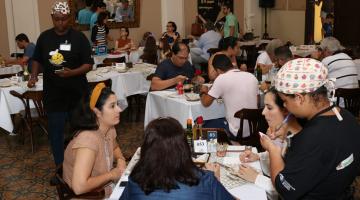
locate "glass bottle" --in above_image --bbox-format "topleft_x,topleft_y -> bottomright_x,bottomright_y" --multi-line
186,119 -> 193,150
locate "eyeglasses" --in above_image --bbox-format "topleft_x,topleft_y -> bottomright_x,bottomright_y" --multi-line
166,25 -> 172,27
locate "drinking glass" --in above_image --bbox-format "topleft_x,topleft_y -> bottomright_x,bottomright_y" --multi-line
216,143 -> 227,157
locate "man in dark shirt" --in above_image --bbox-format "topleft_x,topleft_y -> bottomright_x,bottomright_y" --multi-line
151,42 -> 204,90
28,1 -> 93,166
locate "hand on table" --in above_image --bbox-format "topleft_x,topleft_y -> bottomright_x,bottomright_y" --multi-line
240,151 -> 259,163
174,75 -> 188,83
237,164 -> 259,183
27,77 -> 38,88
109,166 -> 124,181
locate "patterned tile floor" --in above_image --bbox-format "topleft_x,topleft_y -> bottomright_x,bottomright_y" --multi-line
0,117 -> 144,200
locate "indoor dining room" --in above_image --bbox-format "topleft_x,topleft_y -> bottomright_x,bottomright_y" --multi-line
1,0 -> 360,199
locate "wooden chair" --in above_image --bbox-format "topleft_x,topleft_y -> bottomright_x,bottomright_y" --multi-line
335,88 -> 360,117
193,128 -> 232,145
88,79 -> 112,91
103,56 -> 126,65
234,108 -> 268,151
9,90 -> 47,153
53,165 -> 105,200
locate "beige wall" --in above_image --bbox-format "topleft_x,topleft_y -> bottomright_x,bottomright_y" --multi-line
38,0 -> 57,32
268,10 -> 305,45
0,0 -> 10,57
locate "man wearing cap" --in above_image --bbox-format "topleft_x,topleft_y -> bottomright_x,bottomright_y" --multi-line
319,37 -> 358,89
28,1 -> 93,166
261,58 -> 360,199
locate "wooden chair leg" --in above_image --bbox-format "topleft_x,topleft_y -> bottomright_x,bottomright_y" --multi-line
24,121 -> 34,153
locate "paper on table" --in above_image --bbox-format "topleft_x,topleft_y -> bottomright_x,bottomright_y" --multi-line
223,157 -> 241,165
228,184 -> 267,200
227,145 -> 245,151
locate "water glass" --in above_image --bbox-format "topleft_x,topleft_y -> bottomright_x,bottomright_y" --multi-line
216,143 -> 227,157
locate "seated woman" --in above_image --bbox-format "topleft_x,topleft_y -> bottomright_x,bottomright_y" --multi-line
161,21 -> 180,45
140,36 -> 158,65
63,83 -> 127,197
115,27 -> 133,52
91,12 -> 112,49
208,37 -> 242,81
138,31 -> 152,47
236,87 -> 302,200
158,37 -> 172,63
120,117 -> 235,200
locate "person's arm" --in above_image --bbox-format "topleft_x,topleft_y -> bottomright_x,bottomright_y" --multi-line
27,60 -> 40,88
229,26 -> 235,37
200,85 -> 215,107
113,140 -> 126,170
150,75 -> 187,91
208,52 -> 221,81
72,148 -> 121,195
257,63 -> 272,74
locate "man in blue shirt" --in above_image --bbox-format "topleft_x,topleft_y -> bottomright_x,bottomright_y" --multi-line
189,22 -> 221,69
151,42 -> 204,90
5,33 -> 36,72
90,2 -> 106,30
77,0 -> 93,24
115,0 -> 134,22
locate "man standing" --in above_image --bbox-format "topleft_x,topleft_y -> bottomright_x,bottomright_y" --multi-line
221,3 -> 239,38
90,1 -> 106,30
5,33 -> 36,72
151,42 -> 204,91
77,0 -> 94,25
189,22 -> 222,70
200,54 -> 258,140
28,1 -> 93,166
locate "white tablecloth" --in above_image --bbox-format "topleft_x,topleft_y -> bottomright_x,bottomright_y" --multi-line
0,79 -> 42,133
144,90 -> 226,128
0,65 -> 22,75
0,63 -> 155,133
109,147 -> 267,200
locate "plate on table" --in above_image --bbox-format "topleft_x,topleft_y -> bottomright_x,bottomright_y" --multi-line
167,92 -> 183,98
184,93 -> 200,101
0,79 -> 12,87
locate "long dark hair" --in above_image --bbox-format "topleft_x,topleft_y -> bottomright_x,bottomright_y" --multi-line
130,117 -> 201,195
140,36 -> 158,64
70,87 -> 115,134
266,87 -> 285,109
96,12 -> 108,26
218,36 -> 238,51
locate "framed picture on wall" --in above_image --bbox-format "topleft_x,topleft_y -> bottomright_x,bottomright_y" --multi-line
198,0 -> 234,24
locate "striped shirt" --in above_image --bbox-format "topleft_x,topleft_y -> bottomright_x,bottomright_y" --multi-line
322,53 -> 358,89
91,25 -> 109,47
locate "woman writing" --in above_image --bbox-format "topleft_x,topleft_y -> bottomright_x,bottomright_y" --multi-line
63,83 -> 126,197
120,117 -> 235,200
237,87 -> 302,200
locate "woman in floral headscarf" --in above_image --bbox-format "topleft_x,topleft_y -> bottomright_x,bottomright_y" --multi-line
260,58 -> 360,199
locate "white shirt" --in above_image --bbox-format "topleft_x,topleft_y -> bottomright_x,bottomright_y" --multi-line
322,53 -> 358,89
255,152 -> 279,200
208,69 -> 258,137
352,59 -> 360,82
193,30 -> 222,60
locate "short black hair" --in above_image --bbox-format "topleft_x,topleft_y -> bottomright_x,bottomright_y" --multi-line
275,46 -> 293,60
95,1 -> 106,8
204,21 -> 215,31
172,42 -> 189,55
222,1 -> 232,11
326,13 -> 334,19
85,0 -> 93,7
168,21 -> 177,32
15,33 -> 29,42
212,54 -> 233,72
218,36 -> 238,51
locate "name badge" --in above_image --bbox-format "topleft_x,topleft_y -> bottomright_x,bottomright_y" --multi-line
194,140 -> 208,153
60,41 -> 71,51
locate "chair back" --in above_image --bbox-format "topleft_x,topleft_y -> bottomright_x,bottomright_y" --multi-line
10,90 -> 45,123
0,73 -> 17,79
234,108 -> 267,150
54,165 -> 105,200
88,79 -> 112,91
335,88 -> 360,117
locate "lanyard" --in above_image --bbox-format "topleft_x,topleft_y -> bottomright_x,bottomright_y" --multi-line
310,104 -> 336,120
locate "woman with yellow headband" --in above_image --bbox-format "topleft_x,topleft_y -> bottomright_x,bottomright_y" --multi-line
260,58 -> 360,199
62,83 -> 126,196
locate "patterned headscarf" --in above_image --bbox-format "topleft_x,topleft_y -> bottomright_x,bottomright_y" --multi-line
274,58 -> 343,121
51,1 -> 70,15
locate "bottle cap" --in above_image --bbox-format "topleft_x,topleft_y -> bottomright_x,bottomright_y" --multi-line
187,119 -> 192,125
196,116 -> 203,125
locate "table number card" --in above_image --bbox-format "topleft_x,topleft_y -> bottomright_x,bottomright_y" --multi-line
194,140 -> 208,153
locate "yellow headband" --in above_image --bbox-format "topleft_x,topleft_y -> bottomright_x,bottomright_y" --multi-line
90,83 -> 106,110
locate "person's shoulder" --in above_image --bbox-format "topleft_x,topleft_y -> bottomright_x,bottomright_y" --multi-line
158,58 -> 172,67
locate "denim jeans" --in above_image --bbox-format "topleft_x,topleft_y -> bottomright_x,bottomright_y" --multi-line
47,112 -> 69,166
